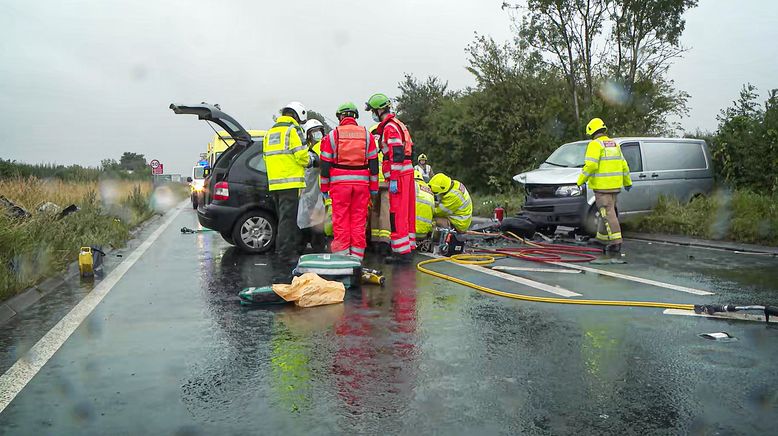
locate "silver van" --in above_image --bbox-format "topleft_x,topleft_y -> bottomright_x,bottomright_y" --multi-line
513,137 -> 714,234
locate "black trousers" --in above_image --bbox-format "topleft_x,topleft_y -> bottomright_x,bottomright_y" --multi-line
272,189 -> 302,259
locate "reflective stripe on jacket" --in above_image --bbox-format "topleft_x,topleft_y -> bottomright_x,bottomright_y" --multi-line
415,180 -> 434,235
263,115 -> 309,191
576,135 -> 632,191
377,114 -> 413,181
434,180 -> 472,232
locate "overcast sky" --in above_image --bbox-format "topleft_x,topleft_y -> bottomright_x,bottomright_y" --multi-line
1,0 -> 776,176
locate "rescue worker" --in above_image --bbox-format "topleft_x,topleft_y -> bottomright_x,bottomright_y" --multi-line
264,101 -> 314,264
368,125 -> 392,253
576,118 -> 632,254
414,170 -> 434,240
414,154 -> 434,183
320,102 -> 379,261
429,173 -> 473,233
299,119 -> 327,251
365,93 -> 415,264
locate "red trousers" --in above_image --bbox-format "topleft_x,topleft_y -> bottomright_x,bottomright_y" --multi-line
330,183 -> 370,260
389,172 -> 416,254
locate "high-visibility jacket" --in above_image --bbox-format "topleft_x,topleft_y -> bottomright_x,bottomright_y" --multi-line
376,114 -> 413,181
434,180 -> 472,232
320,117 -> 379,193
415,179 -> 434,236
263,115 -> 310,191
576,135 -> 632,191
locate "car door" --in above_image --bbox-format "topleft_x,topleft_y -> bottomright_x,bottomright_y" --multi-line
615,141 -> 651,214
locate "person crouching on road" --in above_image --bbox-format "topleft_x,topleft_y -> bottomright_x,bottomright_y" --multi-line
264,101 -> 315,264
365,93 -> 415,264
576,117 -> 632,255
319,102 -> 379,261
429,173 -> 473,233
414,153 -> 434,183
299,119 -> 327,252
414,170 -> 434,241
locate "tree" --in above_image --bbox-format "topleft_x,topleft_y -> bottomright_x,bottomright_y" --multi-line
395,74 -> 454,157
119,152 -> 147,171
101,158 -> 120,171
713,84 -> 778,193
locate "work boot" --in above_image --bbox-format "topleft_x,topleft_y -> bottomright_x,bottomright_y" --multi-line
384,253 -> 413,265
607,243 -> 622,256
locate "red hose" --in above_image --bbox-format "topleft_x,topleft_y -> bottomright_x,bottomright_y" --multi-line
470,233 -> 601,263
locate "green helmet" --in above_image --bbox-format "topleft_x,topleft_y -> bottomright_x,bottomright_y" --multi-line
336,102 -> 359,118
365,93 -> 392,111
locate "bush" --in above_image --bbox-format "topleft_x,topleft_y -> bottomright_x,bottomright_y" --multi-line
625,190 -> 778,245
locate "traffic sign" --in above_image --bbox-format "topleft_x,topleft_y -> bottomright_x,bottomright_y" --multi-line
152,163 -> 164,175
150,159 -> 161,169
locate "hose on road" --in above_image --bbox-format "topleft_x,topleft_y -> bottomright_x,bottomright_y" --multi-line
417,253 -> 695,311
420,230 -> 695,309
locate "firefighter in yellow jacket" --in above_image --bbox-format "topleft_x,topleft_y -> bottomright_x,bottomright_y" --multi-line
414,170 -> 434,240
264,101 -> 314,264
576,118 -> 632,254
429,173 -> 472,233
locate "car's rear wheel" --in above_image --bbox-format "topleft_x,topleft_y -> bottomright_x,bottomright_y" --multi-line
220,231 -> 235,245
232,210 -> 276,254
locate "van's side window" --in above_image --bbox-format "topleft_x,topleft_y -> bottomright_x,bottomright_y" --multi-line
621,143 -> 642,172
643,141 -> 707,171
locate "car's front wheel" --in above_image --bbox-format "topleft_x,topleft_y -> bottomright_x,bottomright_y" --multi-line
232,210 -> 276,254
220,231 -> 235,245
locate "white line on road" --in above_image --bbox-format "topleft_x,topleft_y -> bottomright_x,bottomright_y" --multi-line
0,203 -> 185,413
420,253 -> 582,297
492,266 -> 582,274
548,262 -> 714,296
663,308 -> 777,324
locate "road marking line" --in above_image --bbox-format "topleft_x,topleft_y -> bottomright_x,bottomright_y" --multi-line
420,253 -> 582,297
0,203 -> 185,413
492,266 -> 582,274
549,262 -> 714,296
663,308 -> 777,324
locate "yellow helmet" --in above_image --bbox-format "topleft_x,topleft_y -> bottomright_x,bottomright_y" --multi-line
586,118 -> 607,136
428,173 -> 452,194
414,169 -> 423,180
418,153 -> 428,162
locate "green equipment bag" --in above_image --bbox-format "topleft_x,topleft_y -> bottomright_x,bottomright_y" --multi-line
293,253 -> 362,288
238,286 -> 288,306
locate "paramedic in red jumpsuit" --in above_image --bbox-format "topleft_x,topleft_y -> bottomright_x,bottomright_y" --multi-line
365,93 -> 415,264
320,102 -> 379,261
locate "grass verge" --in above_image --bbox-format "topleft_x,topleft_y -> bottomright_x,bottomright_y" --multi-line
0,177 -> 172,301
624,189 -> 778,246
471,188 -> 525,218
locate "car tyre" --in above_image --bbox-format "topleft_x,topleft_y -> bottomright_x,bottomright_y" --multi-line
221,231 -> 235,245
232,210 -> 276,254
191,195 -> 198,210
583,206 -> 599,236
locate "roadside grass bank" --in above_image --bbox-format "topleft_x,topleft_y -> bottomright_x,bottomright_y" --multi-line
623,190 -> 778,246
0,177 -> 182,301
471,189 -> 525,218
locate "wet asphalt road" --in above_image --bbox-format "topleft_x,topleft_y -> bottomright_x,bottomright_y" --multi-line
0,205 -> 777,435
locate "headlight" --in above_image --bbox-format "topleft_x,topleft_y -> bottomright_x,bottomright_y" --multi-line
192,181 -> 204,191
555,185 -> 582,197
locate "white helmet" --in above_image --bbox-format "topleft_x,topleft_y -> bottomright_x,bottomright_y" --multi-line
303,119 -> 324,134
281,101 -> 307,122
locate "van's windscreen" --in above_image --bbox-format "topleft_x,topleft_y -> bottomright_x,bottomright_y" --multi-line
545,142 -> 588,167
193,167 -> 206,178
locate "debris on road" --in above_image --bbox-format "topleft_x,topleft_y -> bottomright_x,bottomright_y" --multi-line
239,273 -> 346,308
